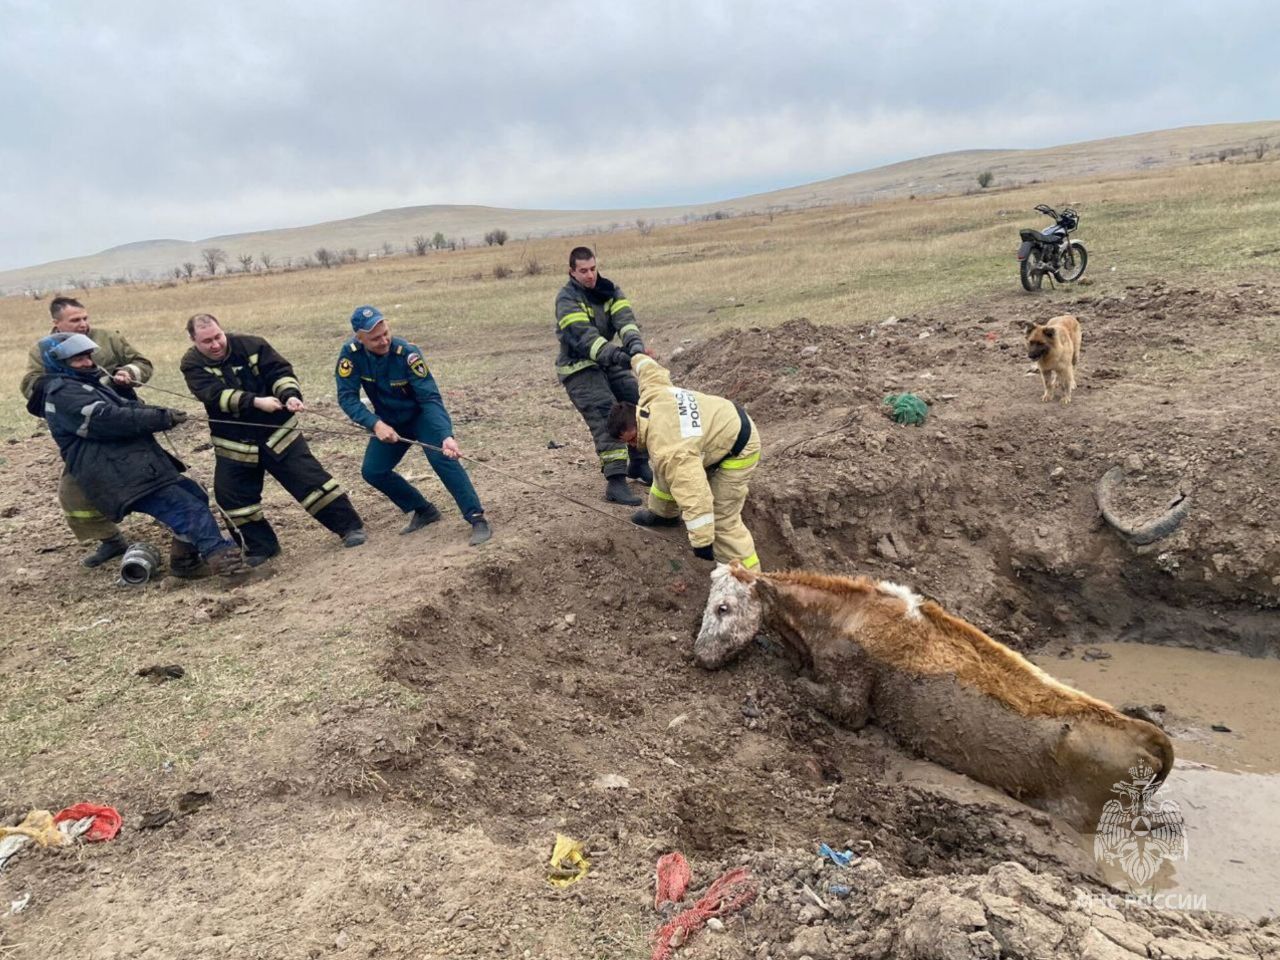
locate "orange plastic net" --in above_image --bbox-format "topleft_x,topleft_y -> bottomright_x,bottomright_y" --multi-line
650,861 -> 757,960
654,851 -> 691,909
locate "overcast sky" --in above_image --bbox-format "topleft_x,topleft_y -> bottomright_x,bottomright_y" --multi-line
1,0 -> 1277,270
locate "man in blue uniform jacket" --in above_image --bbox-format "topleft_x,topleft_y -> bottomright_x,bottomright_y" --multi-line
335,306 -> 492,546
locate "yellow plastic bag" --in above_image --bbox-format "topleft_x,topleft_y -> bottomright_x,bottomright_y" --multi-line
547,833 -> 589,887
0,810 -> 67,848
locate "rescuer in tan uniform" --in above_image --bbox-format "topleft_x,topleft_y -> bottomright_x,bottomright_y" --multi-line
606,355 -> 761,569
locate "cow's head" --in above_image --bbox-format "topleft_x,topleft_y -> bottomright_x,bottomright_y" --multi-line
694,562 -> 763,668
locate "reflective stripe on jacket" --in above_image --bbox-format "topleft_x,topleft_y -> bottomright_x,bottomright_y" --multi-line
553,276 -> 645,381
180,333 -> 304,464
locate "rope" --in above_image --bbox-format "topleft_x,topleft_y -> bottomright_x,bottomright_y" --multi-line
135,383 -> 679,542
650,864 -> 757,960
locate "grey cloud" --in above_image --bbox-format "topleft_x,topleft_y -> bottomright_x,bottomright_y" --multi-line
1,0 -> 1277,269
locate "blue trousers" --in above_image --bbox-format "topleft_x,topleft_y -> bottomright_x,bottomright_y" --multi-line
131,477 -> 236,558
361,410 -> 483,520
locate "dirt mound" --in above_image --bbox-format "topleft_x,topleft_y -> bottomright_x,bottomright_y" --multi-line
672,283 -> 1278,655
375,527 -> 1091,883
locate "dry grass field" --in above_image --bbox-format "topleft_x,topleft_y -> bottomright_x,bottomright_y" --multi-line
3,155 -> 1279,438
4,119 -> 1278,295
2,153 -> 1279,959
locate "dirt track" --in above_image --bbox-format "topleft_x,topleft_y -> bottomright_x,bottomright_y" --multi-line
1,277 -> 1278,958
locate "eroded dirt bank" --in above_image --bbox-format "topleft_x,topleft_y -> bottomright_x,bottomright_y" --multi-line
673,281 -> 1279,657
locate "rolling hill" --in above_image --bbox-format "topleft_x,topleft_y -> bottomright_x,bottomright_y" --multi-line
2,120 -> 1276,295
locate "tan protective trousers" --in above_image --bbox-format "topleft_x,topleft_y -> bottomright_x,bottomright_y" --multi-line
59,470 -> 120,542
648,431 -> 761,569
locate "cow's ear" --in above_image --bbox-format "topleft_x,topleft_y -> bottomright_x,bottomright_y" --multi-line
754,575 -> 781,607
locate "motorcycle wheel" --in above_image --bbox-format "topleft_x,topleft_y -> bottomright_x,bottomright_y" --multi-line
1020,255 -> 1044,292
1055,241 -> 1088,282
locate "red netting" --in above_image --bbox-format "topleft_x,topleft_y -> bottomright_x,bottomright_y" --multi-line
655,851 -> 691,909
650,865 -> 757,960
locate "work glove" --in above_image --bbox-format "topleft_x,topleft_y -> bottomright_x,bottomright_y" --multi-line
692,544 -> 716,562
599,344 -> 630,369
626,340 -> 648,357
166,409 -> 189,427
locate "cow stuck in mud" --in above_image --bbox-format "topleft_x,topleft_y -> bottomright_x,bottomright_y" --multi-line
696,563 -> 1175,829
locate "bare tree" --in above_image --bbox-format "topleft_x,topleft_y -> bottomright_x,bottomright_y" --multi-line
259,251 -> 274,271
182,262 -> 197,279
412,235 -> 430,256
315,247 -> 334,268
201,247 -> 228,276
174,266 -> 185,280
432,231 -> 447,250
635,218 -> 654,236
382,241 -> 395,256
344,247 -> 359,264
1255,140 -> 1270,160
238,253 -> 255,273
484,229 -> 510,247
977,171 -> 995,188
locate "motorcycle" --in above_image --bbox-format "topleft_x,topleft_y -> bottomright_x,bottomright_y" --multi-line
1016,204 -> 1087,291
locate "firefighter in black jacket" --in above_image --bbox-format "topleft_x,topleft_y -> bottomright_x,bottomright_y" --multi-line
180,313 -> 365,562
553,246 -> 652,506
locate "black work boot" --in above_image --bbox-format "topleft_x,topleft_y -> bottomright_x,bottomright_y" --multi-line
82,534 -> 128,568
242,543 -> 280,568
469,517 -> 492,546
342,528 -> 367,548
632,509 -> 680,528
604,475 -> 642,506
626,460 -> 653,486
400,504 -> 442,535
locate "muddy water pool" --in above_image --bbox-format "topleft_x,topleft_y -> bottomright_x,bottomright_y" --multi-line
1033,641 -> 1280,919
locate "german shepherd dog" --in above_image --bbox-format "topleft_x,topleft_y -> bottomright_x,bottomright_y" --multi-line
1024,315 -> 1082,404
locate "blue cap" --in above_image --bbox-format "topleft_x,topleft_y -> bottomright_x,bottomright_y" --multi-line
350,305 -> 384,333
48,333 -> 99,360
